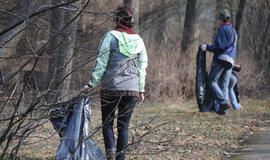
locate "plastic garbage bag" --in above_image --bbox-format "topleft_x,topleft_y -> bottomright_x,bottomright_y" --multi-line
50,97 -> 106,160
195,48 -> 241,112
195,48 -> 216,112
195,48 -> 208,111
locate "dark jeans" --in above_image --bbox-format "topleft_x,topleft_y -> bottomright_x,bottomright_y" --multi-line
101,95 -> 139,160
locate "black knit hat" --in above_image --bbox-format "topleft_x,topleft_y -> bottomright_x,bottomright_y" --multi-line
219,9 -> 231,22
115,4 -> 135,27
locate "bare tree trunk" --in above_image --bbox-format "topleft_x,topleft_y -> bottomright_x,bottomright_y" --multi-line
243,0 -> 270,81
226,1 -> 238,26
235,0 -> 247,51
259,11 -> 270,67
124,0 -> 140,33
47,0 -> 65,100
47,0 -> 81,102
235,0 -> 246,33
181,0 -> 198,54
153,1 -> 166,44
0,0 -> 42,81
58,2 -> 81,101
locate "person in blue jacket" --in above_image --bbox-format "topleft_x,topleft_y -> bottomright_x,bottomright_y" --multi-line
201,9 -> 237,115
82,4 -> 148,160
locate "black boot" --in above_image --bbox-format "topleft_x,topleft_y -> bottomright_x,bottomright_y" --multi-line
116,150 -> 125,160
106,152 -> 115,160
217,103 -> 230,115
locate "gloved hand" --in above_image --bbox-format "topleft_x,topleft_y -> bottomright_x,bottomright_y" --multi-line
200,44 -> 207,51
233,64 -> 241,72
81,84 -> 91,93
139,92 -> 144,105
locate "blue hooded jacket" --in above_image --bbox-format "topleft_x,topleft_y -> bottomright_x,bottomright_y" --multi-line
207,23 -> 237,67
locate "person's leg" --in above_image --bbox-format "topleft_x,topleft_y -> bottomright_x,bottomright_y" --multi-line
116,96 -> 139,160
228,75 -> 241,110
219,68 -> 232,104
101,96 -> 119,154
208,61 -> 227,105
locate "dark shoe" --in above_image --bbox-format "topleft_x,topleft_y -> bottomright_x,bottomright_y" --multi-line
116,151 -> 125,160
217,104 -> 230,115
217,109 -> 226,115
106,152 -> 115,160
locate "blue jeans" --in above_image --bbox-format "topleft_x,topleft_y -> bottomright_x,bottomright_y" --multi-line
208,61 -> 232,106
101,95 -> 138,160
229,74 -> 241,110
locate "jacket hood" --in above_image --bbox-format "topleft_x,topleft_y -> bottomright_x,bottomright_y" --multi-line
110,30 -> 144,57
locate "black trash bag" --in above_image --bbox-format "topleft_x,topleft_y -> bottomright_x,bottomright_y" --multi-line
195,48 -> 208,111
195,48 -> 241,112
195,48 -> 216,112
50,97 -> 106,160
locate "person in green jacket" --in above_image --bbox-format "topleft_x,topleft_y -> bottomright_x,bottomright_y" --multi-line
83,4 -> 148,160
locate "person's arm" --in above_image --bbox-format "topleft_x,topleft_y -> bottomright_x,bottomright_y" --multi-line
88,32 -> 113,87
137,43 -> 148,93
206,44 -> 222,53
206,28 -> 227,53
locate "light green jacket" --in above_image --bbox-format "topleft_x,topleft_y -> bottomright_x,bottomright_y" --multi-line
88,30 -> 148,92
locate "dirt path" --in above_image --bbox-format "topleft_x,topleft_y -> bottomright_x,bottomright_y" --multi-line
231,127 -> 270,160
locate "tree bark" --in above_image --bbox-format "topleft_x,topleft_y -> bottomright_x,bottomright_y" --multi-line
234,0 -> 247,51
235,0 -> 247,34
153,1 -> 167,44
47,0 -> 65,98
181,0 -> 198,53
47,0 -> 81,102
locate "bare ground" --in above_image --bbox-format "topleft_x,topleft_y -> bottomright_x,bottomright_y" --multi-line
6,98 -> 270,160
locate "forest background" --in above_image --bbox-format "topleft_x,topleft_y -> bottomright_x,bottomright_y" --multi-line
0,0 -> 269,101
0,0 -> 269,159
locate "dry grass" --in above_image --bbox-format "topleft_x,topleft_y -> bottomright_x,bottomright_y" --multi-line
145,44 -> 270,101
146,46 -> 197,101
10,98 -> 270,160
127,99 -> 270,160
